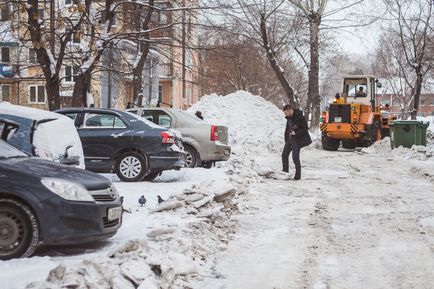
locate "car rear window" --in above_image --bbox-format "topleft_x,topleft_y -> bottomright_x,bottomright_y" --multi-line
83,113 -> 127,128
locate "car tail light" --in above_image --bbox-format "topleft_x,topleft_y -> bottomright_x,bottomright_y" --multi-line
161,131 -> 175,144
211,125 -> 219,141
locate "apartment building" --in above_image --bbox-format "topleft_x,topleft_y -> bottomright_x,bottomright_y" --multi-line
377,93 -> 434,117
0,0 -> 200,110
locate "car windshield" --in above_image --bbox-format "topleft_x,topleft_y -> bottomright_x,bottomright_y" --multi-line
0,140 -> 27,159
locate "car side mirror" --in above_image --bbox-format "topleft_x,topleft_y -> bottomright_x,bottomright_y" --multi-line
64,145 -> 73,159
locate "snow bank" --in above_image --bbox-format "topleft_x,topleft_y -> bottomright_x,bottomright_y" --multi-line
188,91 -> 286,156
27,181 -> 238,289
362,137 -> 434,161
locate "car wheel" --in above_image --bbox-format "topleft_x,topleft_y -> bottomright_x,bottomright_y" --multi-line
184,146 -> 198,168
142,171 -> 161,182
201,161 -> 213,169
342,140 -> 356,149
0,199 -> 39,260
368,121 -> 382,146
321,133 -> 340,151
115,152 -> 148,182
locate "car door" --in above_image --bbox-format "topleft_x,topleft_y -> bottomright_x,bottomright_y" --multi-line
77,112 -> 129,172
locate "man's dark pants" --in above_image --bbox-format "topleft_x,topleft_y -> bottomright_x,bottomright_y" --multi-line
282,137 -> 301,178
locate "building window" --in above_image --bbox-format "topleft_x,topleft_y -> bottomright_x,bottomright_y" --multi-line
0,85 -> 10,102
0,4 -> 9,21
65,26 -> 81,44
158,85 -> 163,103
29,85 -> 46,103
1,47 -> 10,63
38,8 -> 44,20
29,48 -> 37,63
65,65 -> 80,82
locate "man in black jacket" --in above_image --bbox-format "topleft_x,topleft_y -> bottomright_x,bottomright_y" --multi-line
282,104 -> 312,180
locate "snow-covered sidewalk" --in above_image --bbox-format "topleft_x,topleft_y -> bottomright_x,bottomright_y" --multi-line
194,148 -> 434,289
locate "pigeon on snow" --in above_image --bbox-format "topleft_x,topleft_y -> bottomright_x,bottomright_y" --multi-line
157,195 -> 165,204
138,195 -> 147,206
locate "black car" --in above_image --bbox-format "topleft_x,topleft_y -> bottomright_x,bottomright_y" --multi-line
0,140 -> 122,260
56,108 -> 185,182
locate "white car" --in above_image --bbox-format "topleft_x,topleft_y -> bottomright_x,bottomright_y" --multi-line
0,103 -> 85,169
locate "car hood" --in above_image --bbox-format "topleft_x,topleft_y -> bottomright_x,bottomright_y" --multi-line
0,157 -> 111,190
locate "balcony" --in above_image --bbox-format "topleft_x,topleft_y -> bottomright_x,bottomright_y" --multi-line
159,63 -> 172,79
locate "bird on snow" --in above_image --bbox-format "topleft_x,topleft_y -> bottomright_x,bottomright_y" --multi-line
157,195 -> 165,204
138,195 -> 146,206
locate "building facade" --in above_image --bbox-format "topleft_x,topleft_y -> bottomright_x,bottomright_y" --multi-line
0,0 -> 200,111
377,93 -> 434,117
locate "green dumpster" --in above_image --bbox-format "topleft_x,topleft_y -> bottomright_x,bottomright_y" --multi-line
389,120 -> 429,149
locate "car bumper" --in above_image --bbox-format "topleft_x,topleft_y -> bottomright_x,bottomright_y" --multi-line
200,142 -> 231,162
38,197 -> 122,245
149,152 -> 185,171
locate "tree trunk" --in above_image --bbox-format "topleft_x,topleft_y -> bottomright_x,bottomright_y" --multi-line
260,15 -> 297,107
133,46 -> 151,106
308,14 -> 321,129
411,68 -> 422,120
26,0 -> 61,111
133,0 -> 154,106
72,72 -> 91,107
46,76 -> 61,111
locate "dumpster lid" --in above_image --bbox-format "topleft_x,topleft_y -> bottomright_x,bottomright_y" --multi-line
390,120 -> 429,127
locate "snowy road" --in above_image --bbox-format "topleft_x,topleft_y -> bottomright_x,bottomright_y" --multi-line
195,148 -> 434,289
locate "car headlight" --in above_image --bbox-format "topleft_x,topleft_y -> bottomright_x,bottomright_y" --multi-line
41,178 -> 94,202
110,183 -> 119,199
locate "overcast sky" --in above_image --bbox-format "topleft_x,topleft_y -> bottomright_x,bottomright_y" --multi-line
325,0 -> 383,56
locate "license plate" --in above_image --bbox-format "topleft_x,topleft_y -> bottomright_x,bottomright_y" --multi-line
107,207 -> 122,221
334,117 -> 342,123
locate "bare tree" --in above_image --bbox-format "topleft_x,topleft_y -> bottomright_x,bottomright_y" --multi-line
384,0 -> 434,119
286,0 -> 326,128
199,33 -> 306,105
208,0 -> 302,107
373,31 -> 415,118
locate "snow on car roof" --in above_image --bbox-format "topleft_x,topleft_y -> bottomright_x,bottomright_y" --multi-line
0,103 -> 66,121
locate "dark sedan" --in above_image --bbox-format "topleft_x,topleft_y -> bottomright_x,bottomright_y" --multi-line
0,140 -> 122,260
56,108 -> 185,182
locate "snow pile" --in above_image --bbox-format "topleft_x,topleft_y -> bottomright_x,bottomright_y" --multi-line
362,137 -> 434,161
27,181 -> 239,289
189,91 -> 295,180
189,91 -> 286,156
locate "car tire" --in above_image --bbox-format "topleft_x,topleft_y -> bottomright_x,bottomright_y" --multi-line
342,140 -> 356,149
142,171 -> 161,182
201,161 -> 213,169
115,151 -> 148,182
184,146 -> 198,168
0,199 -> 39,260
321,133 -> 340,151
368,121 -> 382,146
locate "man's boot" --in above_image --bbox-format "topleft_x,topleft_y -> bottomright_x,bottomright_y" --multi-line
294,166 -> 301,180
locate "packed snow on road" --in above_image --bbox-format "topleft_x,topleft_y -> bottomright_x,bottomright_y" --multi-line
1,91 -> 434,289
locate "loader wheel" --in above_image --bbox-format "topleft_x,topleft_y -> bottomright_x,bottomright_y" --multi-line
368,121 -> 382,146
342,140 -> 356,149
321,133 -> 340,151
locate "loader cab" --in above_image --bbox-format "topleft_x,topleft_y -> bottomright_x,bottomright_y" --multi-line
343,76 -> 377,107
